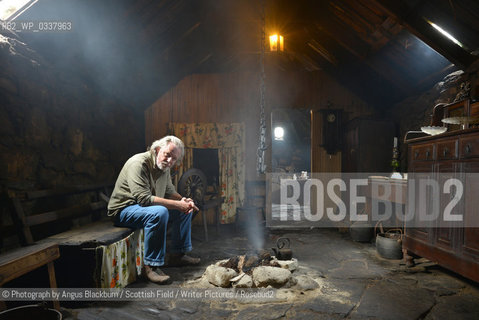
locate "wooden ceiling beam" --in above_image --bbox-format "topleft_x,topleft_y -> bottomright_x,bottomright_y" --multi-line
313,51 -> 401,108
306,22 -> 405,93
328,1 -> 377,35
286,22 -> 410,106
312,1 -> 402,58
307,40 -> 338,66
417,1 -> 479,52
344,0 -> 387,26
311,18 -> 370,60
371,0 -> 476,69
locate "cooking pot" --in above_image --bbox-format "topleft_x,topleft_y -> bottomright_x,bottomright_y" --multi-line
376,229 -> 403,260
272,237 -> 293,260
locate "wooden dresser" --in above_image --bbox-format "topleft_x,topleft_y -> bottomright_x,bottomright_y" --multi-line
405,127 -> 479,282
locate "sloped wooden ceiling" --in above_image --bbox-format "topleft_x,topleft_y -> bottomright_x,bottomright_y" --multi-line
267,0 -> 477,106
10,0 -> 479,109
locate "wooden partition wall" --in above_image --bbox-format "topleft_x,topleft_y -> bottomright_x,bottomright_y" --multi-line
145,72 -> 260,181
145,71 -> 374,181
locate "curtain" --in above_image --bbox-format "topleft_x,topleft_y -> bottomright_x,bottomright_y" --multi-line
170,123 -> 245,223
100,229 -> 144,288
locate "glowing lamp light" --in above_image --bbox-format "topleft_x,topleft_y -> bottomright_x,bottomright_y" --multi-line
427,20 -> 463,48
274,126 -> 284,140
428,21 -> 464,48
269,34 -> 284,52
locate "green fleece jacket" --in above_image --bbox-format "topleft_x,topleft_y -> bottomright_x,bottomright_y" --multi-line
107,150 -> 176,216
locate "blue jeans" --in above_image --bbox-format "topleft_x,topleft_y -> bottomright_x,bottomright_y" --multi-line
115,204 -> 193,266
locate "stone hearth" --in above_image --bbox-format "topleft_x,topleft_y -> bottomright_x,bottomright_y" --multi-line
200,251 -> 301,289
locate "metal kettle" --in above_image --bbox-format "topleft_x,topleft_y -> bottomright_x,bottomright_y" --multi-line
272,237 -> 293,260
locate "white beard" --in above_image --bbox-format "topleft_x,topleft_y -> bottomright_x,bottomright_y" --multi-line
156,153 -> 165,170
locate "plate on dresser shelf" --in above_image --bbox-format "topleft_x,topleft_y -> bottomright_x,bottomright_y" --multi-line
441,116 -> 479,125
421,126 -> 448,135
368,176 -> 389,180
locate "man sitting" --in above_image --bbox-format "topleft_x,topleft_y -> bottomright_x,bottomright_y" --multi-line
108,135 -> 200,283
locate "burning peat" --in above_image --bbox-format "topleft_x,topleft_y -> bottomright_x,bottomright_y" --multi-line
203,250 -> 298,288
219,250 -> 281,275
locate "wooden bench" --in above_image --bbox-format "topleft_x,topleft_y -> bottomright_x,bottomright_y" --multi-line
195,196 -> 224,242
0,242 -> 60,311
2,184 -> 138,290
8,184 -> 113,246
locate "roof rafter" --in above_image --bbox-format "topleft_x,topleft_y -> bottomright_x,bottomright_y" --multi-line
371,0 -> 476,69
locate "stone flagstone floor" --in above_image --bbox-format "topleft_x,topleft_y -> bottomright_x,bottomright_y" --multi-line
61,226 -> 479,320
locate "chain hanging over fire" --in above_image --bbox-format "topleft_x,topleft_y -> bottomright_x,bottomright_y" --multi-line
257,0 -> 267,175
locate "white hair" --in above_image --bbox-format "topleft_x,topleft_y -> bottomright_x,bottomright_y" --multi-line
150,135 -> 185,162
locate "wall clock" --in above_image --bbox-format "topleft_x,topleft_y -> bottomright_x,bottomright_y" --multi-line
327,113 -> 336,123
320,109 -> 342,155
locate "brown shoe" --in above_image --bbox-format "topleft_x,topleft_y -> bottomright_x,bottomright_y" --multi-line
144,265 -> 170,283
168,253 -> 201,266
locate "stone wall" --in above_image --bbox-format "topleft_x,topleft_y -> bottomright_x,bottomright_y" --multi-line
389,59 -> 479,172
0,32 -> 145,190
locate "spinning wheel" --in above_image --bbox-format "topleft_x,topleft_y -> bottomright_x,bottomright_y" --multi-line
177,168 -> 223,242
178,168 -> 208,206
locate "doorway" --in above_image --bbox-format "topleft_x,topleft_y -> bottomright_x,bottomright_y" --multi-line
271,108 -> 311,174
193,148 -> 219,188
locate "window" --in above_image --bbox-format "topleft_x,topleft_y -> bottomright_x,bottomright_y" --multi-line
0,0 -> 36,21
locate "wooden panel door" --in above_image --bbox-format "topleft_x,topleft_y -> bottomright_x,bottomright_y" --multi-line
435,161 -> 462,253
311,110 -> 341,173
406,160 -> 435,244
462,161 -> 479,262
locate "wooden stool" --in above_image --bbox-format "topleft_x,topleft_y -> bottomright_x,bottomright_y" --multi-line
0,243 -> 60,311
200,197 -> 224,241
